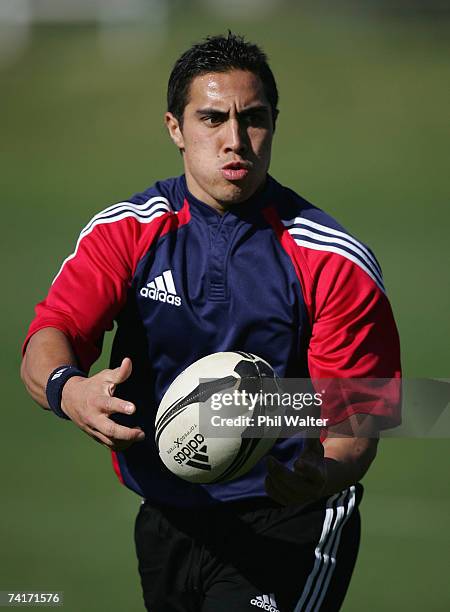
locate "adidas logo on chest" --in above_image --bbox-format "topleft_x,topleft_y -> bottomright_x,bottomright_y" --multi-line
140,270 -> 181,307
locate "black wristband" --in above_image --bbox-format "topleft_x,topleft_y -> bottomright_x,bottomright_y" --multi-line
46,366 -> 87,420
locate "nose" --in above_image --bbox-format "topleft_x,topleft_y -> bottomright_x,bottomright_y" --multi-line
223,117 -> 248,155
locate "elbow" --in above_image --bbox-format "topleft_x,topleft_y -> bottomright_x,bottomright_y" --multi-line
20,352 -> 35,401
20,349 -> 47,409
20,351 -> 30,391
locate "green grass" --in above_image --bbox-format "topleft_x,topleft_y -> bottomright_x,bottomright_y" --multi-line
1,6 -> 449,611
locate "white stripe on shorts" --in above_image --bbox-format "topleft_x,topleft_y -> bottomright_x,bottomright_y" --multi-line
294,486 -> 356,612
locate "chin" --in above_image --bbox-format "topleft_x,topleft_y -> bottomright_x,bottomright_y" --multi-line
217,182 -> 256,205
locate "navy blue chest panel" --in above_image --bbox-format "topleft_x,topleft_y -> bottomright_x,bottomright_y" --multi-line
119,211 -> 309,413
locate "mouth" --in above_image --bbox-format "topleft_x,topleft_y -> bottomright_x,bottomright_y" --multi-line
221,161 -> 250,181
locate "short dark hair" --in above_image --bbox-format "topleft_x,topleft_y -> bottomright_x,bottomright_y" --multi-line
167,32 -> 279,126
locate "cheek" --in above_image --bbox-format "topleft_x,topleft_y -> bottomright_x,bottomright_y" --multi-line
183,137 -> 221,185
250,130 -> 272,155
186,132 -> 217,161
255,136 -> 273,164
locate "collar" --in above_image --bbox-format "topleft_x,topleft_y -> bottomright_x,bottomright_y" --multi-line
180,174 -> 276,225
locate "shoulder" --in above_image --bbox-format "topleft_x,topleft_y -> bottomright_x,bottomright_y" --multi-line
53,176 -> 187,283
84,175 -> 184,234
266,179 -> 384,293
76,175 -> 187,250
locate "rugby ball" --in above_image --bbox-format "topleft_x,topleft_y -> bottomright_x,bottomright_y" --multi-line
155,352 -> 279,484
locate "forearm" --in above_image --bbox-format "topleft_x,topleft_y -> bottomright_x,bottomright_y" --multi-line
20,327 -> 78,408
321,435 -> 378,497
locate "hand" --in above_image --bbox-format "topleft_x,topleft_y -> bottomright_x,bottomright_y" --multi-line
265,437 -> 327,506
61,357 -> 145,451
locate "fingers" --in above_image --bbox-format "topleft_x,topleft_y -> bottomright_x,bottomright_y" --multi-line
293,457 -> 325,486
265,476 -> 290,506
61,358 -> 144,451
88,425 -> 144,451
103,419 -> 145,442
109,357 -> 133,385
266,456 -> 307,505
84,389 -> 144,449
265,444 -> 327,506
86,417 -> 145,445
294,438 -> 326,486
302,436 -> 324,457
89,428 -> 118,448
267,456 -> 298,488
103,357 -> 133,395
91,394 -> 136,416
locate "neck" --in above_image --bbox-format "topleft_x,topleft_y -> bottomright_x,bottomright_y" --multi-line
184,175 -> 268,215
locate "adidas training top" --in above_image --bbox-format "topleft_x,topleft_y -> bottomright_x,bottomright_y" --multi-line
23,174 -> 401,507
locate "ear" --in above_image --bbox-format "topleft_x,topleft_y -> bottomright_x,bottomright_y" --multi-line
165,112 -> 185,151
272,108 -> 279,134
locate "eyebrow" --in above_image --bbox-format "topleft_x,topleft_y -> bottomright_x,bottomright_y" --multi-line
195,104 -> 270,117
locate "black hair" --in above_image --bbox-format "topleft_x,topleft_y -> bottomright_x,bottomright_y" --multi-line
167,32 -> 279,126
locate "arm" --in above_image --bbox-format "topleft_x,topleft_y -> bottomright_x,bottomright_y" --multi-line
21,327 -> 145,450
322,422 -> 378,497
264,222 -> 401,505
20,210 -> 156,450
21,327 -> 78,408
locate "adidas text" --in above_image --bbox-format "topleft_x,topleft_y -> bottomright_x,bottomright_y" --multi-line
173,434 -> 211,471
140,270 -> 182,307
174,433 -> 205,464
140,286 -> 181,307
250,597 -> 279,612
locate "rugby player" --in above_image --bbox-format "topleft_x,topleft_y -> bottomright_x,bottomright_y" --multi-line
21,33 -> 401,611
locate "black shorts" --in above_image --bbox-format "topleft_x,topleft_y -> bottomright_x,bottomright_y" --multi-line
135,484 -> 362,612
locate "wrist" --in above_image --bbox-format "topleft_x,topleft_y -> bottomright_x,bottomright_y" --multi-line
321,456 -> 361,498
61,375 -> 87,418
46,366 -> 87,420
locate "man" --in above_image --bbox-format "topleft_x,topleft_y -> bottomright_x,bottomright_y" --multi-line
21,33 -> 401,611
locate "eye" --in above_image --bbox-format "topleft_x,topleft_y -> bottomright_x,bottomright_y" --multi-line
241,111 -> 268,128
201,113 -> 225,126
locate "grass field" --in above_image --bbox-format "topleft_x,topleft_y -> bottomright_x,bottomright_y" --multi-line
1,5 -> 449,611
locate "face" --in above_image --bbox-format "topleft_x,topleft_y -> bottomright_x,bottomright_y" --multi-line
165,70 -> 275,211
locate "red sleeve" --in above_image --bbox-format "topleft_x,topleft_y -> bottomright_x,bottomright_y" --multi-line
22,201 -> 185,371
264,206 -> 401,429
22,219 -> 137,371
305,252 -> 401,428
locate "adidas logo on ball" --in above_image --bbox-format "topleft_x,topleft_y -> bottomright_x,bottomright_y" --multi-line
173,434 -> 211,471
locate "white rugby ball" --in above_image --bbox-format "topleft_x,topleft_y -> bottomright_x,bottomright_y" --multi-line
155,352 -> 279,484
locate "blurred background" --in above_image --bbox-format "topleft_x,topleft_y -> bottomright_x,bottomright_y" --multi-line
1,0 -> 449,610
